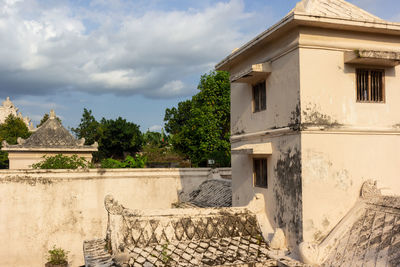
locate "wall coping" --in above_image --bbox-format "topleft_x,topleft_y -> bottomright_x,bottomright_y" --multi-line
0,168 -> 231,180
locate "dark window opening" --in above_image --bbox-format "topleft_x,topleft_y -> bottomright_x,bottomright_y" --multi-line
253,158 -> 267,188
253,81 -> 266,112
356,69 -> 384,102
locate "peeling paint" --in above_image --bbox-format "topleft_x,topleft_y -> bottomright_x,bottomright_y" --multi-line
288,104 -> 301,131
274,148 -> 302,245
302,104 -> 342,128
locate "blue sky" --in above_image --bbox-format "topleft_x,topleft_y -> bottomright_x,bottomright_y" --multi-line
1,0 -> 399,132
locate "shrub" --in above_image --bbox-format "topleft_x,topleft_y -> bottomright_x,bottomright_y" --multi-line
47,246 -> 68,265
100,154 -> 147,168
99,158 -> 123,168
32,154 -> 92,169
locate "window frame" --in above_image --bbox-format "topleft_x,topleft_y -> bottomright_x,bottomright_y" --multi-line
252,80 -> 266,113
253,157 -> 268,188
355,68 -> 385,103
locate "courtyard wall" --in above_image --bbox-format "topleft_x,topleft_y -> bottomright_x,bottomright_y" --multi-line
0,168 -> 231,267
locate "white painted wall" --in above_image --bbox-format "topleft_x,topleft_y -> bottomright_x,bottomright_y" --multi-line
0,168 -> 230,267
298,27 -> 400,243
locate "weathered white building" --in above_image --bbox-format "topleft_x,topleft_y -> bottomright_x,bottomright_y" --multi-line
0,97 -> 34,130
216,0 -> 400,253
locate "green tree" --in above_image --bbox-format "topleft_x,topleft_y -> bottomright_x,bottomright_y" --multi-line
0,115 -> 32,168
71,108 -> 100,145
72,110 -> 143,161
37,113 -> 61,128
97,117 -> 143,159
164,70 -> 231,167
143,130 -> 162,146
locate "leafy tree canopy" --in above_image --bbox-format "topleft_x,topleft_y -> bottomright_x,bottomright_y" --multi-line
71,108 -> 100,145
98,117 -> 143,159
73,110 -> 143,161
164,70 -> 231,167
0,114 -> 31,145
0,114 -> 32,168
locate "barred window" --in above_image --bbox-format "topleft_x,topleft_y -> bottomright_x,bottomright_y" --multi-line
253,158 -> 267,188
253,81 -> 266,112
356,69 -> 384,102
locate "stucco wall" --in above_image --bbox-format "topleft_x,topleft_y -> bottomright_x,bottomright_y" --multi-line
301,133 -> 400,243
232,133 -> 302,250
0,168 -> 230,267
230,30 -> 300,135
298,27 -> 400,243
230,33 -> 302,249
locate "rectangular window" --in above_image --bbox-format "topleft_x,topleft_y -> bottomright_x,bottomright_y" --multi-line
356,69 -> 384,102
253,158 -> 267,188
253,81 -> 266,112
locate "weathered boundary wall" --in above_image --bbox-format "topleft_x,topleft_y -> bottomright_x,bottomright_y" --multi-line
0,168 -> 231,267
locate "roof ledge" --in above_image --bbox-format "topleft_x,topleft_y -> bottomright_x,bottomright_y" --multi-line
230,62 -> 272,83
232,143 -> 273,156
344,50 -> 400,67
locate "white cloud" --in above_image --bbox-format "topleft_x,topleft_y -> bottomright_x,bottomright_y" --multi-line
0,0 -> 256,99
12,99 -> 64,110
149,125 -> 163,132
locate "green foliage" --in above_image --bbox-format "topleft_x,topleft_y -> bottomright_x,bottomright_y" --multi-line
47,246 -> 68,265
37,113 -> 61,128
142,142 -> 189,167
71,108 -> 100,145
0,151 -> 9,169
98,117 -> 143,160
0,114 -> 31,144
0,114 -> 32,169
72,110 -> 143,161
143,130 -> 163,147
32,154 -> 92,169
100,154 -> 147,168
164,71 -> 231,167
161,243 -> 171,263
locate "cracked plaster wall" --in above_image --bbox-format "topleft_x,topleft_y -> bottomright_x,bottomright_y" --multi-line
0,168 -> 221,267
301,133 -> 400,244
298,28 -> 400,244
299,28 -> 400,128
230,31 -> 302,249
232,134 -> 302,250
230,30 -> 300,136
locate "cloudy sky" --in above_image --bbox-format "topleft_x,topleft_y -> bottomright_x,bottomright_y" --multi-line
1,0 -> 399,132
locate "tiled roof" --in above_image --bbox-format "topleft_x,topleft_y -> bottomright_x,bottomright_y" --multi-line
178,179 -> 232,208
290,0 -> 384,22
2,111 -> 96,150
84,195 -> 305,267
322,195 -> 400,266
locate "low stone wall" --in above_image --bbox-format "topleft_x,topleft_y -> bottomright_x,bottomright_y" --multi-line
0,168 -> 230,267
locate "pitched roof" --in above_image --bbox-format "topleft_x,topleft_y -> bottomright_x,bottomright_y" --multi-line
2,110 -> 97,151
216,0 -> 400,71
177,179 -> 232,208
83,195 -> 305,267
289,0 -> 384,22
323,195 -> 400,266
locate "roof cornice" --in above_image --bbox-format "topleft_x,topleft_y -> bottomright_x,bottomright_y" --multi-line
216,13 -> 400,71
